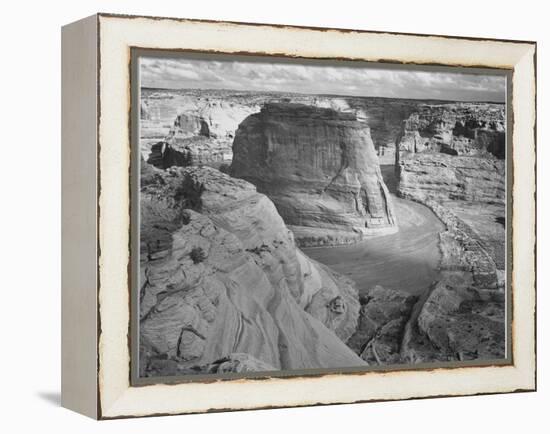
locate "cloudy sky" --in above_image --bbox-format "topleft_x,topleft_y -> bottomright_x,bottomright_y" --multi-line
140,56 -> 506,102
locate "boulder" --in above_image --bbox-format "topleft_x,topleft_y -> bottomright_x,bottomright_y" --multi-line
403,278 -> 505,362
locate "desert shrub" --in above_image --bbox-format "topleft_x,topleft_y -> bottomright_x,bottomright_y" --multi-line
190,247 -> 207,264
180,211 -> 191,226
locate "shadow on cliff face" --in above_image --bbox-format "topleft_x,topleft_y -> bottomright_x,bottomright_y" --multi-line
380,164 -> 399,194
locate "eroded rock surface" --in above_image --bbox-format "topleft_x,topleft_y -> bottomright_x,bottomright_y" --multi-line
398,153 -> 505,205
345,278 -> 505,366
139,91 -> 508,373
351,102 -> 508,366
396,103 -> 505,206
409,278 -> 505,362
397,103 -> 505,158
347,286 -> 418,365
396,103 -> 505,283
141,90 -> 356,169
141,90 -> 261,168
231,103 -> 397,246
139,164 -> 364,377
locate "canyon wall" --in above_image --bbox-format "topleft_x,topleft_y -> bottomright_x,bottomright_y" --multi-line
343,102 -> 508,367
230,103 -> 397,246
139,164 -> 364,377
142,91 -> 261,168
141,90 -> 355,169
397,103 -> 506,204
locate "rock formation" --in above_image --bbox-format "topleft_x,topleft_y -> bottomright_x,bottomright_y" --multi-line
396,103 -> 506,204
139,164 -> 364,377
399,153 -> 505,204
141,90 -> 261,167
141,91 -> 362,169
397,103 -> 505,158
346,286 -> 418,365
345,279 -> 505,366
231,103 -> 398,246
396,103 -> 506,278
339,102 -> 507,366
139,90 -> 508,373
403,276 -> 505,363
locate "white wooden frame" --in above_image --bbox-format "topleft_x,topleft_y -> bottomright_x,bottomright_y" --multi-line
61,13 -> 536,419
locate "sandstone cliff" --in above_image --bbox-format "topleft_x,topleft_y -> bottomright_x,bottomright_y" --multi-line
396,103 -> 506,277
396,103 -> 505,158
350,102 -> 508,366
139,164 -> 364,377
399,153 -> 505,205
231,103 -> 397,246
396,103 -> 506,204
141,91 -> 359,169
141,90 -> 261,167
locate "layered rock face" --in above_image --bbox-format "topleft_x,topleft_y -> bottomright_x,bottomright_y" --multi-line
399,153 -> 505,204
397,103 -> 506,204
141,90 -> 261,168
231,103 -> 397,246
139,164 -> 364,377
141,90 -> 358,169
397,104 -> 505,158
342,102 -> 508,366
396,103 -> 506,279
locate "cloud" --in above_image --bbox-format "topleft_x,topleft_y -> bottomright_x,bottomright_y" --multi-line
140,56 -> 506,102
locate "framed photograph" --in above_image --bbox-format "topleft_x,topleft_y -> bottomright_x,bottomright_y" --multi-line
61,13 -> 536,419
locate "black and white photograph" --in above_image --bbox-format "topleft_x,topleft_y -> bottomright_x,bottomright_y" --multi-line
1,0 -> 544,429
136,54 -> 509,380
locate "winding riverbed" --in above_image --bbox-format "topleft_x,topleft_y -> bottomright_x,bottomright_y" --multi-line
303,167 -> 445,296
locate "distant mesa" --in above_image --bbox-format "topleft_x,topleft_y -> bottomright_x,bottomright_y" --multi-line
230,102 -> 398,246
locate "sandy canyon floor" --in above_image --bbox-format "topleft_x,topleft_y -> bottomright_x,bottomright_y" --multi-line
304,165 -> 444,296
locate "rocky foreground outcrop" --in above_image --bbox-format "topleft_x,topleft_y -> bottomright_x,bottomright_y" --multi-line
139,164 -> 364,377
345,276 -> 505,366
231,103 -> 397,246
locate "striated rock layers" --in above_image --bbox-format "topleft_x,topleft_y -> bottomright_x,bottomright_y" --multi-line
231,103 -> 398,247
399,153 -> 505,205
343,103 -> 508,367
142,92 -> 358,170
396,104 -> 505,283
397,103 -> 506,205
397,103 -> 505,159
142,90 -> 261,168
139,164 -> 364,377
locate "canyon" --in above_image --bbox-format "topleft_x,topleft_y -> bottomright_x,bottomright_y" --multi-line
139,88 -> 506,376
